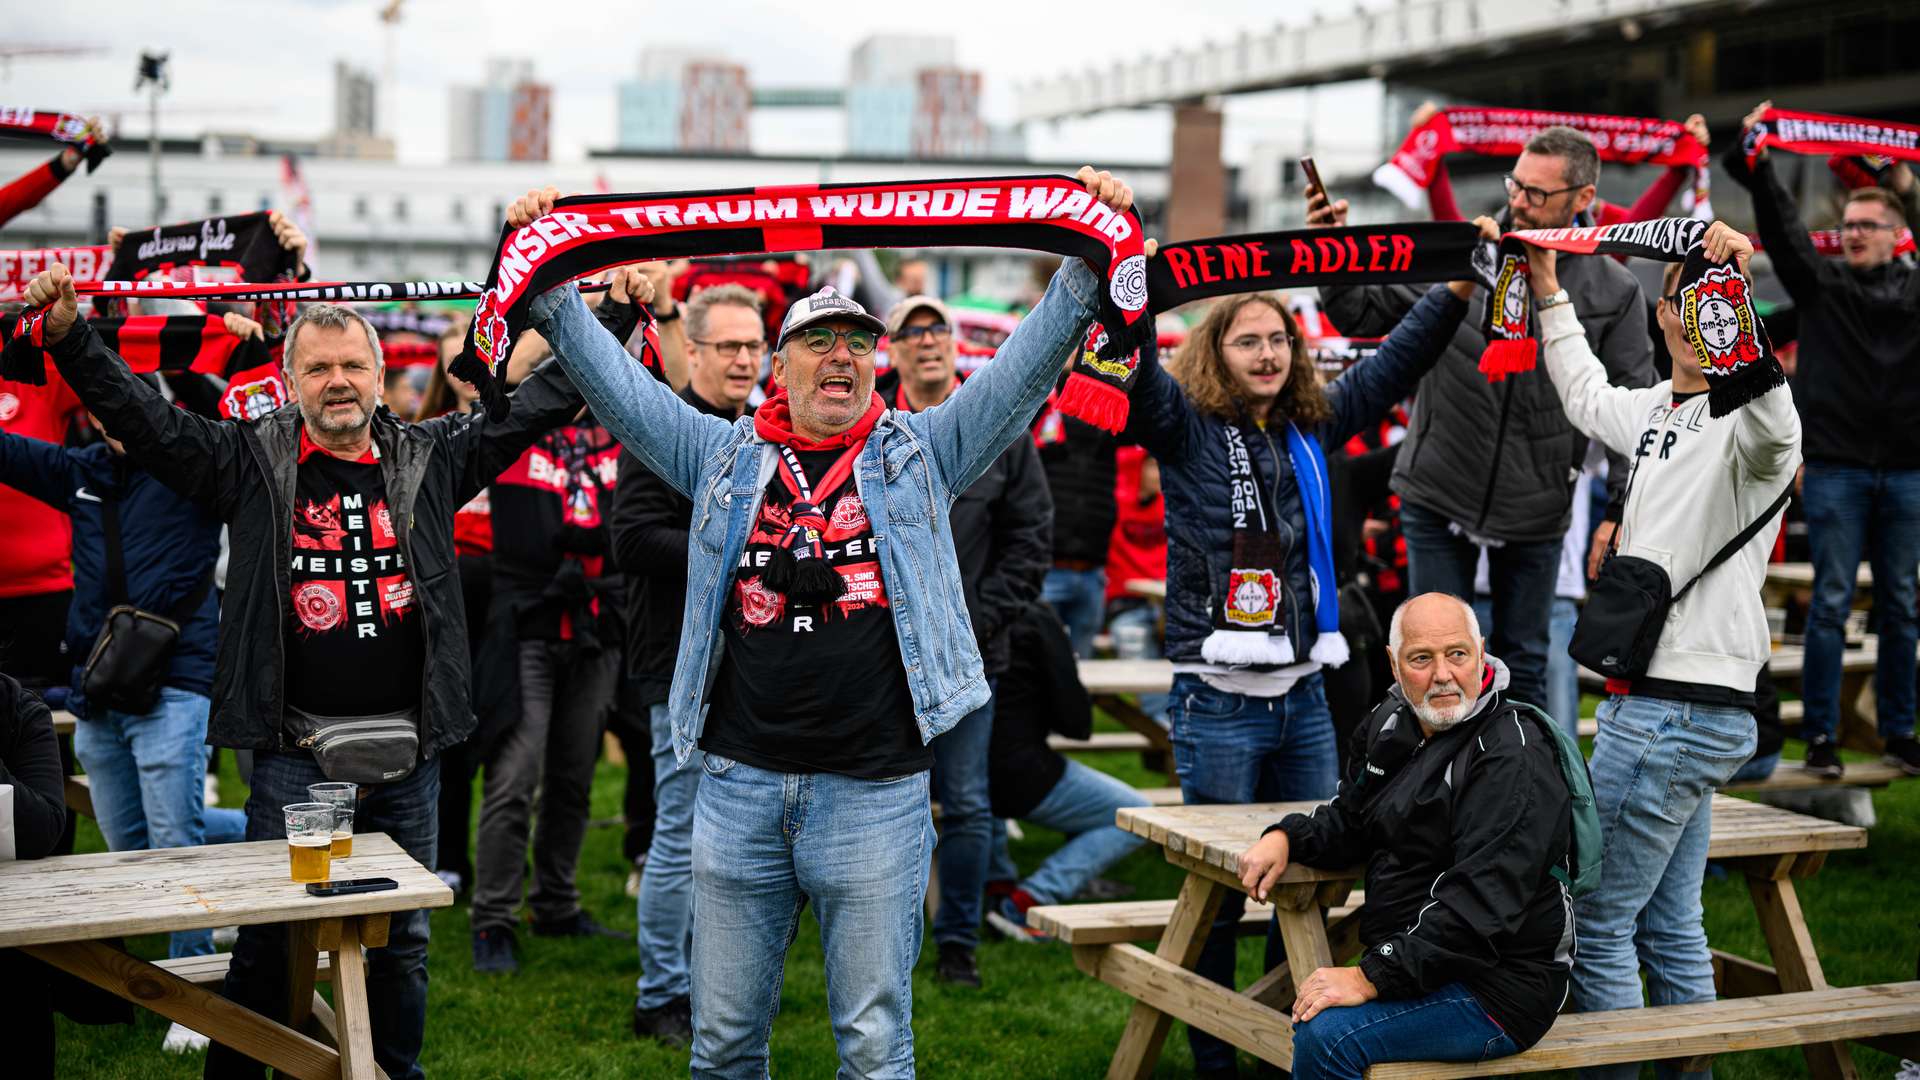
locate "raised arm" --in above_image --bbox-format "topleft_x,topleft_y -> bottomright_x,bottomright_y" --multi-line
1722,101 -> 1834,305
1117,337 -> 1199,464
0,429 -> 82,511
0,148 -> 79,228
1324,285 -> 1471,446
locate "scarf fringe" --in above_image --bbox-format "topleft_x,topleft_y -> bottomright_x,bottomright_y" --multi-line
1371,161 -> 1429,212
448,351 -> 510,420
1477,338 -> 1537,383
1309,631 -> 1351,669
1707,358 -> 1787,419
1055,370 -> 1131,434
1200,629 -> 1296,666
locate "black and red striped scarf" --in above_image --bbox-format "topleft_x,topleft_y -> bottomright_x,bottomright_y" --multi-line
1373,107 -> 1707,210
1744,109 -> 1920,167
1478,217 -> 1782,416
0,106 -> 110,171
0,312 -> 269,384
106,212 -> 297,289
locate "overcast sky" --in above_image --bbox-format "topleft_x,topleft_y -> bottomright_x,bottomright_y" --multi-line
16,0 -> 1392,171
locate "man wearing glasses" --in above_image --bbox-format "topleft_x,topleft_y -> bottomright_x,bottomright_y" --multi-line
508,168 -> 1134,1076
876,293 -> 1052,990
1308,125 -> 1654,712
1726,100 -> 1920,779
611,283 -> 763,1048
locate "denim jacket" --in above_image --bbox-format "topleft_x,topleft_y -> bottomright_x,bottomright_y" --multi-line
531,259 -> 1100,764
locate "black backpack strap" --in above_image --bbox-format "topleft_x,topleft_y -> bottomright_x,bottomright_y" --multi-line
1672,482 -> 1794,603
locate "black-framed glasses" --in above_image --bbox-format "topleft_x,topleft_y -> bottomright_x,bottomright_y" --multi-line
893,323 -> 951,342
1840,220 -> 1895,234
1224,332 -> 1292,355
693,338 -> 766,358
1504,173 -> 1584,208
797,326 -> 877,356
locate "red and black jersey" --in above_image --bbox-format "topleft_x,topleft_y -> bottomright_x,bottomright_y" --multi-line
488,421 -> 620,640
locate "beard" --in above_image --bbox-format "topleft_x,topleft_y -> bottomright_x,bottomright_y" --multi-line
302,393 -> 372,436
1410,679 -> 1476,732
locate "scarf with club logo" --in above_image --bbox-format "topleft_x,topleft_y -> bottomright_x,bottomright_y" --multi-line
0,106 -> 111,171
1206,418 -> 1345,668
747,392 -> 886,607
1373,106 -> 1708,211
1742,108 -> 1920,167
1477,217 -> 1783,416
0,312 -> 270,385
105,212 -> 297,289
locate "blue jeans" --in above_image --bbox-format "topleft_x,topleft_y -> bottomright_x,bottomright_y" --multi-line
1292,982 -> 1520,1080
1168,671 -> 1339,1073
204,750 -> 440,1080
72,687 -> 245,959
1042,566 -> 1107,658
689,754 -> 933,1079
1573,696 -> 1756,1080
1801,464 -> 1920,740
1016,760 -> 1148,905
637,702 -> 701,1010
932,689 -> 993,950
1728,750 -> 1780,784
1401,499 -> 1558,709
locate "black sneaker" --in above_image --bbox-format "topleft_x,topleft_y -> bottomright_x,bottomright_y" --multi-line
532,910 -> 626,940
633,995 -> 692,1049
1883,735 -> 1920,777
1074,876 -> 1137,901
472,927 -> 518,974
1803,736 -> 1845,779
935,943 -> 980,988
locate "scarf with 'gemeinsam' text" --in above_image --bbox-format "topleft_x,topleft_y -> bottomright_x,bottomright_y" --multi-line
0,106 -> 110,171
1478,217 -> 1783,416
1744,108 -> 1920,167
1373,107 -> 1708,211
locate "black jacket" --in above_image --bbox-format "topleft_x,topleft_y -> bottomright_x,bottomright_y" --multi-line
1277,661 -> 1573,1051
610,384 -> 748,705
988,602 -> 1094,818
1321,212 -> 1654,544
0,673 -> 66,859
48,318 -> 587,758
1036,391 -> 1118,565
878,370 -> 1054,676
1725,148 -> 1920,468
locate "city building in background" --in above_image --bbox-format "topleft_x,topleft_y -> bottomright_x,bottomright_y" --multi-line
617,49 -> 751,154
846,35 -> 1011,159
449,58 -> 550,163
320,60 -> 394,160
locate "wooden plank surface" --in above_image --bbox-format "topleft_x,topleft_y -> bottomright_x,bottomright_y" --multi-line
1123,578 -> 1166,601
1725,761 -> 1904,794
51,710 -> 76,736
1118,794 -> 1865,888
1079,659 -> 1177,697
0,833 -> 452,948
1029,893 -> 1369,946
1766,563 -> 1872,590
1048,731 -> 1157,753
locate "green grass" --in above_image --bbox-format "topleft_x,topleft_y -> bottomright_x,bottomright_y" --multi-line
52,714 -> 1918,1079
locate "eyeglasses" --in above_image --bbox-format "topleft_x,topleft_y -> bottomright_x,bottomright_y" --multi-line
893,323 -> 950,342
796,327 -> 877,356
1660,292 -> 1682,309
1504,174 -> 1584,208
693,338 -> 766,358
1840,220 -> 1895,235
1224,332 -> 1292,355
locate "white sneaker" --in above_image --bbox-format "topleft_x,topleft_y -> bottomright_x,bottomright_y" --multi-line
163,1021 -> 210,1053
435,869 -> 463,893
212,925 -> 239,950
625,869 -> 642,899
1893,1060 -> 1920,1080
204,774 -> 221,807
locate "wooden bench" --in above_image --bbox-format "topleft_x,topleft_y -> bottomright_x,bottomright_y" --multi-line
930,786 -> 1181,824
158,950 -> 333,986
51,710 -> 76,737
1724,759 -> 1906,795
1077,659 -> 1176,775
1048,732 -> 1156,754
1030,892 -> 1366,946
65,773 -> 93,820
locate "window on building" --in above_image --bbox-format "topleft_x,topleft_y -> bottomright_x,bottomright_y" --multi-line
353,196 -> 369,220
207,193 -> 223,215
394,197 -> 408,222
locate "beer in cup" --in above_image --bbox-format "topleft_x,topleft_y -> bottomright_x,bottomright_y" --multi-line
309,782 -> 357,860
284,802 -> 335,883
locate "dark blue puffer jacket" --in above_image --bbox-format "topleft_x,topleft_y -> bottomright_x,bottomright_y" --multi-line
1122,286 -> 1468,665
0,435 -> 220,717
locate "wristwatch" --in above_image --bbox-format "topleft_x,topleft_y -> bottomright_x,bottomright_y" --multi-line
652,304 -> 681,323
1536,288 -> 1572,311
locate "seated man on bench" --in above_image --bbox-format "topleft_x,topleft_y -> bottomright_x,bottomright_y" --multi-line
1237,593 -> 1575,1080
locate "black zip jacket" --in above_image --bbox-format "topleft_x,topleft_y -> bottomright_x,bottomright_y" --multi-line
47,318 -> 588,757
1036,390 -> 1119,565
1724,148 -> 1920,468
610,383 -> 748,705
1276,662 -> 1573,1050
0,673 -> 66,859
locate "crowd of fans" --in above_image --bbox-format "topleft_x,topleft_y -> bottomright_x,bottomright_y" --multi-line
0,95 -> 1914,1080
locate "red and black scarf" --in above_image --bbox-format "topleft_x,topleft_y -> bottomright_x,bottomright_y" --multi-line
0,245 -> 113,300
0,312 -> 270,385
0,106 -> 110,171
106,212 -> 297,288
748,392 -> 885,606
1478,217 -> 1782,416
1373,106 -> 1707,210
1744,108 -> 1920,167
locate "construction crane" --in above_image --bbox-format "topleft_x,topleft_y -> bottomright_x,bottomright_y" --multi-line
0,43 -> 108,79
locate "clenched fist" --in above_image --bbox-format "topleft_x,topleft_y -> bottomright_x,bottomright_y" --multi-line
22,264 -> 81,345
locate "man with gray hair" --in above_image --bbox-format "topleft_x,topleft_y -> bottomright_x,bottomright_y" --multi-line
1237,592 -> 1575,1079
20,263 -> 602,1080
1308,124 -> 1655,711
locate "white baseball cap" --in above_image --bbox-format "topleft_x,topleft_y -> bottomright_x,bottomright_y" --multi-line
776,286 -> 886,348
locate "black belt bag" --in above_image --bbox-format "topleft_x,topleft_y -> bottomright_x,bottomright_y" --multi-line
81,499 -> 215,715
287,705 -> 421,784
1571,484 -> 1791,681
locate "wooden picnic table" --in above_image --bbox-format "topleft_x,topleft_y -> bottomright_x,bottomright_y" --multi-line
1764,561 -> 1872,599
1077,659 -> 1176,774
1122,578 -> 1165,602
1079,795 -> 1875,1080
0,833 -> 452,1079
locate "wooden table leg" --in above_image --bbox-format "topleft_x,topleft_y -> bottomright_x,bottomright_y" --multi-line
1092,695 -> 1173,774
1839,673 -> 1885,755
1745,867 -> 1860,1080
23,939 -> 341,1079
288,920 -> 321,1035
330,916 -> 379,1080
1106,871 -> 1225,1080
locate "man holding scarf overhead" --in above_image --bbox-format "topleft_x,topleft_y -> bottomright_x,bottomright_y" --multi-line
510,168 -> 1135,1077
1118,226 -> 1484,1080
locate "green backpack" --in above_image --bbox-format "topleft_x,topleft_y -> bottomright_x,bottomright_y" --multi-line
1512,702 -> 1604,899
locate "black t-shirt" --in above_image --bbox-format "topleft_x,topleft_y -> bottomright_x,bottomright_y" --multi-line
701,447 -> 927,778
284,435 -> 425,717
